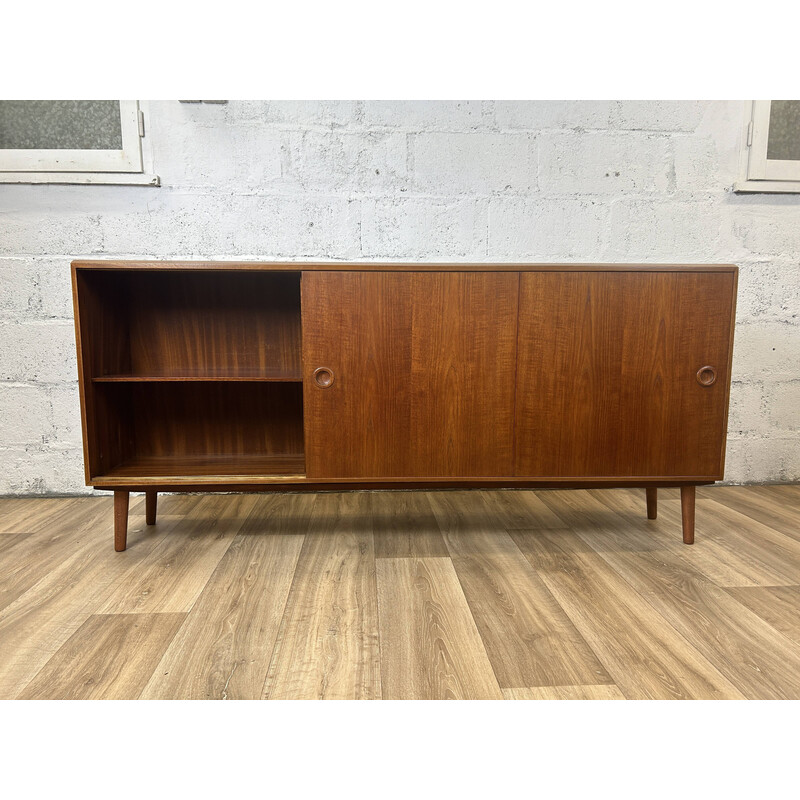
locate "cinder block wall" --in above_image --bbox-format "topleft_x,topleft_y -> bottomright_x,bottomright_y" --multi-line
1,100 -> 798,493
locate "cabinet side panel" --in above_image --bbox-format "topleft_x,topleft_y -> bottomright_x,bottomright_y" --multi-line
73,269 -> 133,480
514,272 -> 735,478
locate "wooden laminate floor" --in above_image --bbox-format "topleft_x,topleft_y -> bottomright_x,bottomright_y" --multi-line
2,486 -> 800,700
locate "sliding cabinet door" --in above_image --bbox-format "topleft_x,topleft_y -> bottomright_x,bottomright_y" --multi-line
302,271 -> 519,479
514,271 -> 736,479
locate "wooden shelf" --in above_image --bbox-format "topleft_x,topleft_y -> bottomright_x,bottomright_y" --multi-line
96,454 -> 306,481
94,369 -> 302,383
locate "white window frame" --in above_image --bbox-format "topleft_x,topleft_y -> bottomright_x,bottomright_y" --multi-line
0,100 -> 159,185
735,100 -> 800,193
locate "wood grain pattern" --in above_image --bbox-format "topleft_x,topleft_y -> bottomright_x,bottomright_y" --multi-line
408,272 -> 519,477
73,266 -> 133,480
372,491 -> 449,558
263,492 -> 380,699
376,557 -> 503,699
91,476 -> 719,490
127,382 -> 304,461
100,454 -> 305,480
514,271 -> 736,479
145,490 -> 157,525
681,485 -> 695,544
456,540 -> 612,689
5,486 -> 800,700
654,497 -> 800,587
302,271 -> 518,478
696,485 -> 800,544
0,498 -> 74,533
430,494 -> 612,689
479,489 -> 569,530
140,494 -> 311,700
722,586 -> 800,646
93,370 -> 302,382
565,531 -> 800,699
73,259 -> 739,273
126,270 -> 300,379
761,484 -> 800,501
0,510 -> 168,698
509,527 -> 746,699
565,488 -> 800,589
0,532 -> 31,552
97,494 -> 258,614
560,492 -> 800,695
503,685 -> 626,700
0,499 -> 114,613
537,488 -> 667,553
646,487 -> 657,519
302,271 -> 412,479
19,613 -> 186,700
73,267 -> 304,485
114,490 -> 129,551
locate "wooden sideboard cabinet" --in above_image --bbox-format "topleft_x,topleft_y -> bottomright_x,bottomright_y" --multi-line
71,261 -> 738,551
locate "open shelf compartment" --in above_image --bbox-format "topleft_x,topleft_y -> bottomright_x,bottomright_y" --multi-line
74,267 -> 306,482
76,268 -> 302,382
88,382 -> 305,482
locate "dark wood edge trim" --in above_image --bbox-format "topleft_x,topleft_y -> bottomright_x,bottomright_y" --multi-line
718,267 -> 739,479
71,260 -> 739,273
511,272 -> 522,474
91,479 -> 716,492
71,264 -> 93,486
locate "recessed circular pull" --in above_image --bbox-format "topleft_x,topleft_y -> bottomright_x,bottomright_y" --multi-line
313,367 -> 335,388
696,366 -> 717,387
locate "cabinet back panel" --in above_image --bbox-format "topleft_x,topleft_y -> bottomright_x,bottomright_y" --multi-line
514,271 -> 736,478
127,271 -> 301,377
129,383 -> 304,459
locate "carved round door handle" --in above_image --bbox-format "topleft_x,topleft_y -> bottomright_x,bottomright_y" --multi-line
696,366 -> 717,386
313,367 -> 335,388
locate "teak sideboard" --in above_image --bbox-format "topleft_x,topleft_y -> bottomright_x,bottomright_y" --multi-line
71,261 -> 738,551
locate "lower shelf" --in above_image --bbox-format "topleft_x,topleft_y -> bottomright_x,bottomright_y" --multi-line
96,453 -> 306,481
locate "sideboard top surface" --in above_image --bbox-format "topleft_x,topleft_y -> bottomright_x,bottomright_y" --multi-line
72,260 -> 738,273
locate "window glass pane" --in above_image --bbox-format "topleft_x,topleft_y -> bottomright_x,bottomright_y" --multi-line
0,101 -> 122,150
767,101 -> 800,162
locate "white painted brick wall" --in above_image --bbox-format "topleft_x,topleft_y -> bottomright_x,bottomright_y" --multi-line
488,197 -> 607,259
361,198 -> 487,258
412,133 -> 537,194
1,100 -> 798,493
537,132 -> 673,194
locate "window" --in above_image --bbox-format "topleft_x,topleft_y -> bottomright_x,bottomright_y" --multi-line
0,100 -> 159,185
736,100 -> 800,193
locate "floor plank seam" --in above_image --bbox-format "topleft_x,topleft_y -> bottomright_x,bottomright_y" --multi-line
259,528 -> 313,700
500,524 -> 622,693
569,525 -> 800,700
441,538 -> 519,698
5,487 -> 800,700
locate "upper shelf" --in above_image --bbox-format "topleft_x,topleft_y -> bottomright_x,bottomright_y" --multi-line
93,368 -> 302,383
75,269 -> 303,384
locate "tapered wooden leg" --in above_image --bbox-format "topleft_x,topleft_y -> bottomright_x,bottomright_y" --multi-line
645,487 -> 657,519
145,490 -> 157,526
681,485 -> 695,545
114,490 -> 129,552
